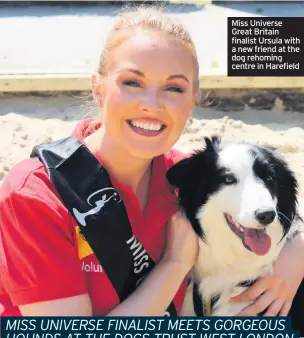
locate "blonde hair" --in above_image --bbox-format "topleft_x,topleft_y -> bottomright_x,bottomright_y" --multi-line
98,5 -> 200,93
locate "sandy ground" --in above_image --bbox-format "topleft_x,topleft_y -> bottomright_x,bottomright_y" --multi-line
1,93 -> 304,202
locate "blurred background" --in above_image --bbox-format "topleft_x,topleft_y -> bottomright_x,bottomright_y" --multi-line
1,0 -> 304,202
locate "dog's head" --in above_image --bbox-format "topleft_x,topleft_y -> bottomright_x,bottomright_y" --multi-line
167,136 -> 299,257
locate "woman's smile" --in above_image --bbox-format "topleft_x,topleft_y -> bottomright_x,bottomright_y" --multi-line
126,118 -> 167,137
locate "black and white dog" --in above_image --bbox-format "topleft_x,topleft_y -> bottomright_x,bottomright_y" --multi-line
167,136 -> 302,317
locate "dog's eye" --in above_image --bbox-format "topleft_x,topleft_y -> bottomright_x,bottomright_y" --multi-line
266,175 -> 273,182
224,174 -> 236,184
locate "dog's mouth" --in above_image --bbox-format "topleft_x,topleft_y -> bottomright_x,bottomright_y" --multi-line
224,213 -> 271,256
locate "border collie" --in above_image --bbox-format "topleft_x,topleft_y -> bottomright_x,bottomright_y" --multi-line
167,136 -> 302,316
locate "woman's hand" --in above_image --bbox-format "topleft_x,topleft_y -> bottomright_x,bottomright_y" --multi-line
231,274 -> 294,316
163,211 -> 199,274
231,233 -> 304,316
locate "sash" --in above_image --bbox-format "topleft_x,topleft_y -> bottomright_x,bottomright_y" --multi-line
31,136 -> 177,316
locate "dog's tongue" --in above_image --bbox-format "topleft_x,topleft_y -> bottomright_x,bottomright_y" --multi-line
243,228 -> 271,256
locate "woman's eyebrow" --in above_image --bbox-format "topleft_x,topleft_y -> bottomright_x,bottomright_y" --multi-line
117,68 -> 190,83
118,68 -> 145,77
167,74 -> 189,83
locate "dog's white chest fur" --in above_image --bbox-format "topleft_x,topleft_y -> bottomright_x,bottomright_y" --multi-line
180,246 -> 279,316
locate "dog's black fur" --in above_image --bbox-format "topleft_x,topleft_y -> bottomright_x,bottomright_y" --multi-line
167,136 -> 303,333
167,136 -> 299,241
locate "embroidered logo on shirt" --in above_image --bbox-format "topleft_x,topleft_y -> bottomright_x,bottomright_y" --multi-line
72,188 -> 121,226
76,226 -> 93,259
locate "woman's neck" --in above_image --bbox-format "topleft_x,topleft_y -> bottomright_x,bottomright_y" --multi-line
84,127 -> 152,195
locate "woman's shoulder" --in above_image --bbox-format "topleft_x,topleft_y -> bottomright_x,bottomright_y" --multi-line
0,157 -> 60,209
0,157 -> 73,242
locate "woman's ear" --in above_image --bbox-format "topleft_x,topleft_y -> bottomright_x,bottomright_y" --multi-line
91,73 -> 103,107
194,90 -> 201,106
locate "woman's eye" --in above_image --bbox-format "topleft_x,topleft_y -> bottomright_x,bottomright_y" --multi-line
123,80 -> 141,88
167,86 -> 184,93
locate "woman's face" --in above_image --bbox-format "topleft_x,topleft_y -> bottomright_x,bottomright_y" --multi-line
94,31 -> 197,159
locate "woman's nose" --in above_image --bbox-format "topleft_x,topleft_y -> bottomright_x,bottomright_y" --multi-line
139,90 -> 163,113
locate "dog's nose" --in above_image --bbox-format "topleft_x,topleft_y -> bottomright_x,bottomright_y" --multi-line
255,209 -> 276,226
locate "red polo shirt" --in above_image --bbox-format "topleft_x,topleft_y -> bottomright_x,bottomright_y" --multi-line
0,119 -> 188,316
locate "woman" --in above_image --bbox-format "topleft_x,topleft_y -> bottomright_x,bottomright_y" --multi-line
0,6 -> 303,317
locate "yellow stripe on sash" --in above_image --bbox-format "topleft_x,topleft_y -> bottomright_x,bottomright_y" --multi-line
75,226 -> 93,259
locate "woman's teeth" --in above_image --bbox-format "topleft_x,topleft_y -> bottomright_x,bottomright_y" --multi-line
130,120 -> 163,131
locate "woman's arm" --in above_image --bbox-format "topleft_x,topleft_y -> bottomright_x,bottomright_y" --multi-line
19,260 -> 186,316
108,258 -> 189,316
19,294 -> 93,316
19,212 -> 198,316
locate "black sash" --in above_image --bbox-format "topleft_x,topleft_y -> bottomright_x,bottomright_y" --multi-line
30,136 -> 177,316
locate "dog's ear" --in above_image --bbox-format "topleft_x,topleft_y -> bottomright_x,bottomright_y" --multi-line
204,135 -> 221,151
257,142 -> 285,162
167,136 -> 221,187
166,157 -> 193,188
